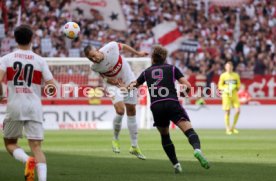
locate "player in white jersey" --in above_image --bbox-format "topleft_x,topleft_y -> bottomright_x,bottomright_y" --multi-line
0,25 -> 55,181
84,42 -> 147,159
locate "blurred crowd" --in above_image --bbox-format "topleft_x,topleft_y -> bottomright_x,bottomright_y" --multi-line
0,0 -> 276,80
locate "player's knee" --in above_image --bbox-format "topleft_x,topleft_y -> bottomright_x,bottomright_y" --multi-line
177,120 -> 192,132
5,144 -> 17,154
114,102 -> 125,115
115,107 -> 125,115
126,105 -> 136,116
4,139 -> 18,154
225,110 -> 230,115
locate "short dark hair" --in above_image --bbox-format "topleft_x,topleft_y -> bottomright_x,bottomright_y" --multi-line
14,24 -> 33,45
84,45 -> 92,57
151,45 -> 168,64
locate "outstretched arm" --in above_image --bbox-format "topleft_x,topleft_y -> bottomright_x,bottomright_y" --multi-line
174,66 -> 191,97
0,70 -> 6,101
127,81 -> 141,90
120,43 -> 148,57
178,77 -> 191,97
126,71 -> 146,89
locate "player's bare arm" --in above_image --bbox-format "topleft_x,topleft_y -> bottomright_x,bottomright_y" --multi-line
0,69 -> 5,101
125,81 -> 140,90
0,69 -> 5,83
113,80 -> 139,92
218,74 -> 224,91
119,43 -> 148,57
178,77 -> 191,97
105,77 -> 122,86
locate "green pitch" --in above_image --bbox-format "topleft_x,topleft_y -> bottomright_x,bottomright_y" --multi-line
0,130 -> 276,181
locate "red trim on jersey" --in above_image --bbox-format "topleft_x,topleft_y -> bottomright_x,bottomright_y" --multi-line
118,43 -> 122,51
32,70 -> 42,84
101,56 -> 123,77
6,67 -> 42,85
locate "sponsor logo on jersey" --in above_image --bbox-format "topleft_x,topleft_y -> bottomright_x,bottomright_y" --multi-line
102,56 -> 123,77
14,53 -> 34,60
224,80 -> 237,84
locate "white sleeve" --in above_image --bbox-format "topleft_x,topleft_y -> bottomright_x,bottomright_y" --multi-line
0,57 -> 7,72
42,59 -> 53,82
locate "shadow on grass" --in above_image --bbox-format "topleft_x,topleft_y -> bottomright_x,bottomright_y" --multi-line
0,151 -> 275,181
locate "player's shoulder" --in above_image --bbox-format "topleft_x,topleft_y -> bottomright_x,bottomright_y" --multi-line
233,72 -> 240,77
104,41 -> 118,48
220,72 -> 227,77
100,41 -> 118,52
1,51 -> 16,60
90,62 -> 100,72
90,63 -> 97,70
32,52 -> 43,60
0,50 -> 20,63
162,63 -> 173,67
31,51 -> 47,64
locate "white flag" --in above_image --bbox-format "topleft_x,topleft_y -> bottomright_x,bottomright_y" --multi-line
234,10 -> 240,43
16,6 -> 22,26
71,0 -> 127,31
152,22 -> 184,53
209,0 -> 250,7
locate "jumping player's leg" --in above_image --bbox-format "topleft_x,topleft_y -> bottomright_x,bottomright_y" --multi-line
125,103 -> 137,147
109,84 -> 125,153
124,89 -> 145,159
157,126 -> 181,173
177,120 -> 210,169
113,101 -> 125,141
125,103 -> 146,160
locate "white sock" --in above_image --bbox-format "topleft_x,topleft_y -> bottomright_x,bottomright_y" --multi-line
195,149 -> 201,152
113,114 -> 123,140
37,163 -> 47,181
13,148 -> 29,163
127,116 -> 138,147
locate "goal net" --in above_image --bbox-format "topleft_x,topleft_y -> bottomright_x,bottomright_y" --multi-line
45,57 -> 151,96
45,57 -> 153,128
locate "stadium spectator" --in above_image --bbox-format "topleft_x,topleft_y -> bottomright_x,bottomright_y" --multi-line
0,0 -> 275,79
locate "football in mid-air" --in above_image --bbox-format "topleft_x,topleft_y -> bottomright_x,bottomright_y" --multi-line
63,22 -> 80,39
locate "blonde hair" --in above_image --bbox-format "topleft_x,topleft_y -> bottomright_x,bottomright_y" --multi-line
151,45 -> 168,64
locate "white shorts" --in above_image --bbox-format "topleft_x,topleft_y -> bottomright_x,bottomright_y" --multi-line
106,84 -> 137,105
3,118 -> 44,140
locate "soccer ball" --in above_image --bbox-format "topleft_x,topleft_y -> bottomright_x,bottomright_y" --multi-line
63,22 -> 80,39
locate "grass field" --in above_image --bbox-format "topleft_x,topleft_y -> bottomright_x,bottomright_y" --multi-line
0,130 -> 276,181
